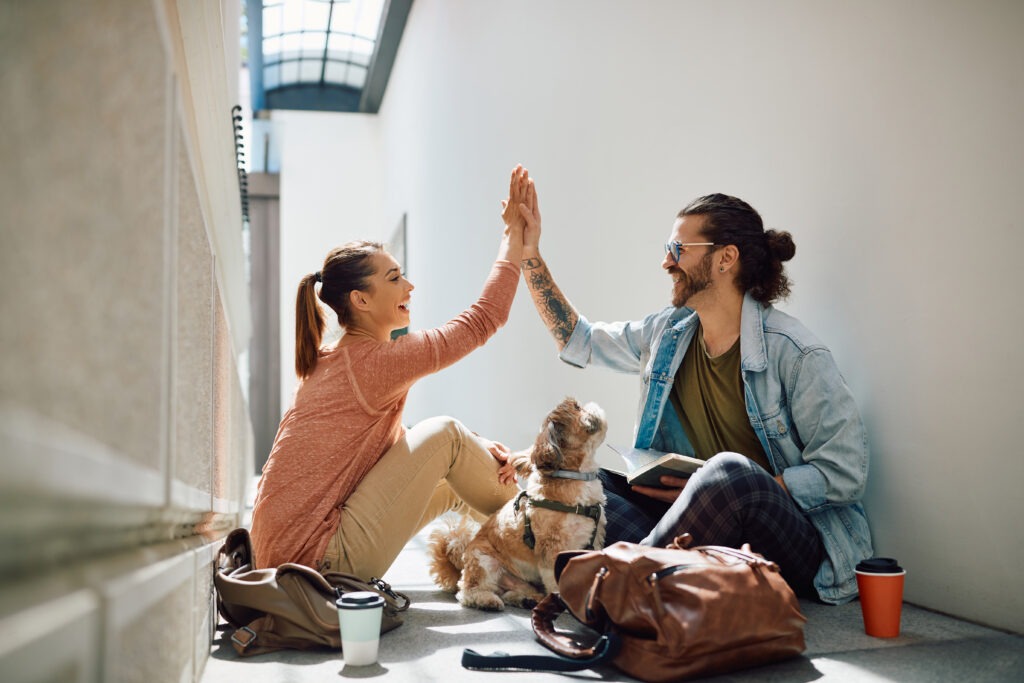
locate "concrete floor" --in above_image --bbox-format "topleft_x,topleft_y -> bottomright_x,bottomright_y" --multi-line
201,523 -> 1024,682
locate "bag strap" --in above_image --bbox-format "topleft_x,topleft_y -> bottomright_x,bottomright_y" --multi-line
461,638 -> 618,673
461,593 -> 620,673
229,616 -> 330,657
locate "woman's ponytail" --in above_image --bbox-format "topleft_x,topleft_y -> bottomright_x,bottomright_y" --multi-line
294,241 -> 383,379
295,273 -> 325,378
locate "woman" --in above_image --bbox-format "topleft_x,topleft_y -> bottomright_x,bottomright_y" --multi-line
250,166 -> 531,579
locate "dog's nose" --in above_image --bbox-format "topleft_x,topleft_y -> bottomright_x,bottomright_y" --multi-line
583,402 -> 605,420
581,402 -> 606,433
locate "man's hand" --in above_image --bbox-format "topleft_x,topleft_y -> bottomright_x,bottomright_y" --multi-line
630,474 -> 689,503
520,178 -> 542,252
517,174 -> 579,350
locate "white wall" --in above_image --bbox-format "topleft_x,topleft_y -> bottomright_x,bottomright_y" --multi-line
277,111 -> 386,405
280,0 -> 1024,632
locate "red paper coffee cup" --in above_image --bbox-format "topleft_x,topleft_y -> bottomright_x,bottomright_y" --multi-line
855,557 -> 905,638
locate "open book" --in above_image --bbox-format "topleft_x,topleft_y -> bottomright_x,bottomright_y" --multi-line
604,444 -> 706,487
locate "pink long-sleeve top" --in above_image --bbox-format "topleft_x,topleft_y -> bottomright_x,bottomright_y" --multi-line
250,260 -> 518,569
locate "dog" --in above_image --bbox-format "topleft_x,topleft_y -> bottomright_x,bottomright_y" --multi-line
428,397 -> 608,610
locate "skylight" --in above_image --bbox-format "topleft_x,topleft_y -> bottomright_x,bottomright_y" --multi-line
261,0 -> 384,92
247,0 -> 408,113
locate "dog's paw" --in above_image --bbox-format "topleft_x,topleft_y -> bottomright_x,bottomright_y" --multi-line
458,589 -> 505,612
501,589 -> 543,610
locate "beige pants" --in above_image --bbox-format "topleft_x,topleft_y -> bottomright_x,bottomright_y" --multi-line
321,415 -> 517,579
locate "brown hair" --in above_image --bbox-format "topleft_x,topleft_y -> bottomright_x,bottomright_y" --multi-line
295,241 -> 383,378
678,194 -> 796,305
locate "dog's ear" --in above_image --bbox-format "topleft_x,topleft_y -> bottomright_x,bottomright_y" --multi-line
532,420 -> 564,472
532,440 -> 561,472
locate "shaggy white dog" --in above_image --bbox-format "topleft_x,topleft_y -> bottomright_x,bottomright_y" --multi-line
428,398 -> 607,610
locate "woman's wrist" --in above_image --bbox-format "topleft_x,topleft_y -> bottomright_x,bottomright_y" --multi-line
497,235 -> 523,264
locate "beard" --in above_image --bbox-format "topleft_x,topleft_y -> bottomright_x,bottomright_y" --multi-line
670,252 -> 714,308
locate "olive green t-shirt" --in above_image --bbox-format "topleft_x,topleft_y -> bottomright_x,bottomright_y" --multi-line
669,325 -> 772,473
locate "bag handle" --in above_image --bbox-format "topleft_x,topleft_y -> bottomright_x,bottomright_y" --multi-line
670,534 -> 779,571
461,594 -> 620,673
532,593 -> 599,659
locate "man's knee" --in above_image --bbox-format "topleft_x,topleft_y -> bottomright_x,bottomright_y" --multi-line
706,451 -> 759,473
693,451 -> 771,490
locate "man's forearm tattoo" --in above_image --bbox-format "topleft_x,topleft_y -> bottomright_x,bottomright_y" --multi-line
522,257 -> 543,270
526,266 -> 576,345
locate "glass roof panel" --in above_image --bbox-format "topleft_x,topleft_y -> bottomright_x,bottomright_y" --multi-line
249,0 -> 409,113
261,0 -> 385,91
323,61 -> 349,84
299,60 -> 321,83
352,0 -> 384,38
327,32 -> 354,61
346,65 -> 367,89
350,37 -> 374,65
264,63 -> 281,90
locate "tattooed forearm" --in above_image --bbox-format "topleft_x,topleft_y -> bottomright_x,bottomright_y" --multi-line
522,257 -> 543,270
522,260 -> 579,348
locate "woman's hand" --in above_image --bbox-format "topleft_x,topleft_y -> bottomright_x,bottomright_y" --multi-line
479,437 -> 518,486
630,474 -> 689,503
498,165 -> 530,263
501,165 -> 530,238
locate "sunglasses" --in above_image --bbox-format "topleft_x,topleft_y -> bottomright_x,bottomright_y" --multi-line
665,241 -> 719,263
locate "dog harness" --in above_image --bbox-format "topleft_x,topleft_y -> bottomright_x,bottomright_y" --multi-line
513,490 -> 603,551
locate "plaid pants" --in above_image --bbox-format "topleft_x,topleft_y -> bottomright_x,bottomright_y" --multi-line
603,452 -> 824,597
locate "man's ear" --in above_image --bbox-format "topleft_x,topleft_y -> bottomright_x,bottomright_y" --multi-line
718,244 -> 740,273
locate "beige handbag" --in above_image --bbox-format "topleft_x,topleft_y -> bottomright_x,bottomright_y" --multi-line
215,528 -> 410,656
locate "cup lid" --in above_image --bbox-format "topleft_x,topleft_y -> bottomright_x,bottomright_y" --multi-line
856,557 -> 903,573
336,591 -> 385,609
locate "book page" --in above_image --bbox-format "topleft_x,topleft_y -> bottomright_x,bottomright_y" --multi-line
607,444 -> 666,474
605,444 -> 705,487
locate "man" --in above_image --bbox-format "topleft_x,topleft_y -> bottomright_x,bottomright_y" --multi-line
515,182 -> 872,604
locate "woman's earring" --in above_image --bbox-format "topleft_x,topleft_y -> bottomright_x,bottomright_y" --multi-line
719,266 -> 725,272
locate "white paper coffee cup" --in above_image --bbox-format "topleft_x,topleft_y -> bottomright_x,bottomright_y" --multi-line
336,591 -> 385,665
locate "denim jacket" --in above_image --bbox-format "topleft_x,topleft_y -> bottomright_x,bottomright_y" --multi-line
560,294 -> 873,604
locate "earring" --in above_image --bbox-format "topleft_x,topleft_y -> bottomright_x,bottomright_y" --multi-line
719,267 -> 725,272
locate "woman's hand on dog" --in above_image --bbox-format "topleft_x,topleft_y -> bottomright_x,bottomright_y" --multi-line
631,474 -> 689,503
478,437 -> 518,486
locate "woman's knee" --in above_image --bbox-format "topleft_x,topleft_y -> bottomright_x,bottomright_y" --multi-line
407,415 -> 487,469
411,415 -> 463,437
407,415 -> 467,452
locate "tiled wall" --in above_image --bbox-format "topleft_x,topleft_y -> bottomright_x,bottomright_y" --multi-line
0,2 -> 251,681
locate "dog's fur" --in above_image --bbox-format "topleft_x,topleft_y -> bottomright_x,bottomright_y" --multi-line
428,397 -> 607,610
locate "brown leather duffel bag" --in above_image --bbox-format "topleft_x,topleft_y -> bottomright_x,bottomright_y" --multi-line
463,535 -> 806,681
215,528 -> 410,656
